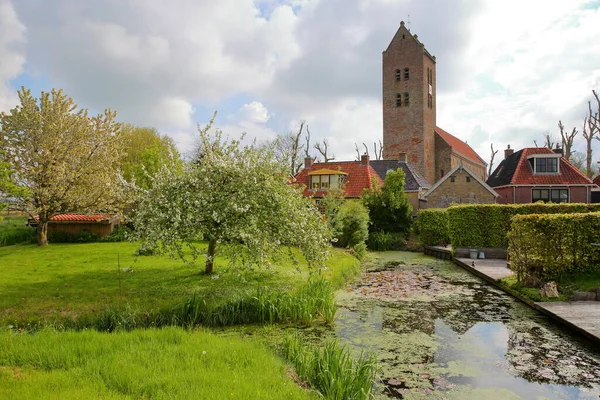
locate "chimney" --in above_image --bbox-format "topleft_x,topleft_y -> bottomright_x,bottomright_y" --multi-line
504,145 -> 514,159
361,153 -> 370,166
398,152 -> 407,163
304,157 -> 314,169
553,145 -> 564,156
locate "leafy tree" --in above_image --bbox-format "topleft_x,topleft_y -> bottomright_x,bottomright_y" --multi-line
362,168 -> 412,235
0,88 -> 124,246
120,125 -> 182,189
130,119 -> 332,274
332,200 -> 369,259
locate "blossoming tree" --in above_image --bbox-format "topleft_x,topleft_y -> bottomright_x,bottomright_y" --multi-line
0,88 -> 124,246
130,119 -> 332,274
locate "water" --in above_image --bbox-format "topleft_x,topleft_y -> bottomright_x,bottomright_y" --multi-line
333,252 -> 600,399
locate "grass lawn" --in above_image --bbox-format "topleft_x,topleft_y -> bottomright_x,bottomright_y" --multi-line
501,270 -> 600,302
0,216 -> 35,247
0,241 -> 359,325
0,327 -> 319,400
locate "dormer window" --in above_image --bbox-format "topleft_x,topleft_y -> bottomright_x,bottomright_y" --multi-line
395,69 -> 401,81
308,169 -> 348,191
404,68 -> 409,80
527,154 -> 560,174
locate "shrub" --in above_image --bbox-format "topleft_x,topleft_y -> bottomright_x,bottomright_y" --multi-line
332,200 -> 369,254
448,203 -> 600,248
362,168 -> 412,234
508,212 -> 600,284
49,230 -> 99,243
415,209 -> 449,246
282,334 -> 377,400
367,231 -> 406,251
99,225 -> 128,242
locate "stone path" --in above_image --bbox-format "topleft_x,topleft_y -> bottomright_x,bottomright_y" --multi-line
455,258 -> 513,280
535,302 -> 600,343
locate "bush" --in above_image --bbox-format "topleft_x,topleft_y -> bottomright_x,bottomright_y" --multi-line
332,200 -> 369,252
49,230 -> 99,243
508,212 -> 600,284
99,225 -> 128,242
415,209 -> 449,246
362,168 -> 412,235
367,231 -> 406,251
448,203 -> 600,248
0,218 -> 36,246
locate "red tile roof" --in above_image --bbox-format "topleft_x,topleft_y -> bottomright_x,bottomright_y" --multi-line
593,175 -> 600,186
435,126 -> 486,166
293,161 -> 382,198
33,214 -> 116,222
511,148 -> 593,185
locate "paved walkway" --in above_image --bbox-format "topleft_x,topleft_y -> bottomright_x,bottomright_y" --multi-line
451,256 -> 600,345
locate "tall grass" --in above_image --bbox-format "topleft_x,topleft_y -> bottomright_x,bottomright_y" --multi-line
27,276 -> 336,332
0,217 -> 35,247
0,327 -> 318,400
283,334 -> 378,400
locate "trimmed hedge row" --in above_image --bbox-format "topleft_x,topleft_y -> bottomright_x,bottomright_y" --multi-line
415,209 -> 449,246
447,203 -> 600,248
508,212 -> 600,283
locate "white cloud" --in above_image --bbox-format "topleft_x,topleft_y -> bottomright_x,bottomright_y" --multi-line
0,0 -> 26,112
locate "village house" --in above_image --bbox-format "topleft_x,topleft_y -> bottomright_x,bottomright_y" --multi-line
487,146 -> 595,204
28,213 -> 119,238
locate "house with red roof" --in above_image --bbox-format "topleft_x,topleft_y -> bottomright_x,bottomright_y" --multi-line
434,127 -> 487,182
486,146 -> 595,204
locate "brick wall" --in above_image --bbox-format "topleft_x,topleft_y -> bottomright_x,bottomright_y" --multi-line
422,168 -> 496,208
382,23 -> 436,184
495,186 -> 591,204
434,135 -> 451,181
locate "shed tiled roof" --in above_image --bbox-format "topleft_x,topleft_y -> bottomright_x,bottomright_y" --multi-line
593,175 -> 600,186
435,127 -> 486,166
369,160 -> 431,191
486,147 -> 593,187
293,161 -> 381,198
33,214 -> 116,222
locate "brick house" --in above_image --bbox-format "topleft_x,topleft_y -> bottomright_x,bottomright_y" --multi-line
382,21 -> 487,185
293,155 -> 382,209
486,146 -> 595,204
420,164 -> 498,208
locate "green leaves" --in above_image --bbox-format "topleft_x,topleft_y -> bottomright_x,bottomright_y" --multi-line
130,118 -> 332,273
415,209 -> 449,246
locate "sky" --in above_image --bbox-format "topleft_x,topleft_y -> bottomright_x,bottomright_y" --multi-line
1,0 -> 599,172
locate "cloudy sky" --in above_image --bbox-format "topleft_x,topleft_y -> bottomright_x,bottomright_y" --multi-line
1,0 -> 599,171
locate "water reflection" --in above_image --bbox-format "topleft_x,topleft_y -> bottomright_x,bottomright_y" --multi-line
334,253 -> 600,399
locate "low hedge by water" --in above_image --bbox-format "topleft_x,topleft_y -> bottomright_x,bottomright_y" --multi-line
415,209 -> 449,246
447,203 -> 600,248
508,212 -> 600,284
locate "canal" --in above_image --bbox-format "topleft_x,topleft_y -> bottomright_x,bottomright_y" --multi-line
332,252 -> 600,399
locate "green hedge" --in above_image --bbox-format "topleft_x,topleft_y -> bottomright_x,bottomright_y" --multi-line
447,203 -> 600,248
415,209 -> 449,246
508,212 -> 600,283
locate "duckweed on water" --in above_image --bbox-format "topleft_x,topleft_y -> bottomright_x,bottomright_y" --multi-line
334,251 -> 600,399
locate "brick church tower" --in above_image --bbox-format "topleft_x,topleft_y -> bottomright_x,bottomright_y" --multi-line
382,21 -> 437,184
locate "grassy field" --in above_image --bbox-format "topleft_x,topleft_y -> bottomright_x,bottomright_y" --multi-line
0,216 -> 35,247
0,241 -> 359,325
0,327 -> 319,400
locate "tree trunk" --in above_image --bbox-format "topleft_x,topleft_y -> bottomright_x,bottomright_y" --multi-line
205,238 -> 217,274
37,218 -> 49,247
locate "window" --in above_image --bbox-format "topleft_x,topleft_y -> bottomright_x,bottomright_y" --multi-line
396,93 -> 402,107
532,157 -> 558,173
404,68 -> 409,80
310,174 -> 345,190
395,69 -> 401,81
450,176 -> 456,183
404,92 -> 410,106
532,188 -> 568,203
466,176 -> 471,183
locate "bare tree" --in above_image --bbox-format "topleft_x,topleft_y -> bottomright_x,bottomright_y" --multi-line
557,120 -> 577,160
362,143 -> 369,157
373,140 -> 383,160
314,138 -> 335,162
273,122 -> 305,176
354,143 -> 361,161
304,125 -> 311,159
488,143 -> 499,177
584,99 -> 599,177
